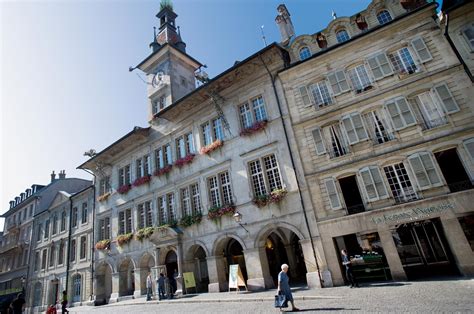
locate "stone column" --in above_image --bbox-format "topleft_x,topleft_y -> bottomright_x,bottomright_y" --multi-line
378,229 -> 407,281
176,242 -> 184,296
440,217 -> 474,276
109,272 -> 120,303
243,247 -> 274,291
299,239 -> 324,288
207,255 -> 227,292
133,267 -> 142,298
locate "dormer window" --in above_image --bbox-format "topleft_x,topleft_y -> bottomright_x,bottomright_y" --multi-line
377,10 -> 392,25
336,29 -> 350,43
299,47 -> 311,60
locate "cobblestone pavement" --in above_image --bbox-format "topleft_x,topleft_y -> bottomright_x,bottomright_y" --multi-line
70,278 -> 474,313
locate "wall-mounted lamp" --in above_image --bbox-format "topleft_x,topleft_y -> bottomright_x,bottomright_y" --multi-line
233,212 -> 249,233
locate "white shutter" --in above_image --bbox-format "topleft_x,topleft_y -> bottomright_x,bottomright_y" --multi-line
411,37 -> 432,63
368,53 -> 392,80
324,178 -> 341,210
408,152 -> 441,190
327,73 -> 341,95
370,167 -> 388,198
419,153 -> 441,185
352,113 -> 368,141
360,168 -> 378,201
342,117 -> 358,144
312,128 -> 326,155
336,71 -> 350,93
463,138 -> 474,160
367,56 -> 383,80
417,92 -> 446,127
433,84 -> 459,113
386,101 -> 404,130
396,98 -> 416,126
299,86 -> 312,106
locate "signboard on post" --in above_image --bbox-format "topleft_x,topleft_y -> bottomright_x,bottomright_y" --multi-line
228,264 -> 247,292
183,272 -> 197,294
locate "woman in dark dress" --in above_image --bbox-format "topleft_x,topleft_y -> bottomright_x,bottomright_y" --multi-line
277,264 -> 299,312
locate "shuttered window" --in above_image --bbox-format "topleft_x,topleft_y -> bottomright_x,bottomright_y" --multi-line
299,86 -> 312,106
324,178 -> 342,210
433,84 -> 459,114
463,138 -> 474,160
310,81 -> 333,108
385,98 -> 416,130
327,71 -> 350,95
341,113 -> 368,144
348,64 -> 372,93
417,92 -> 447,129
359,167 -> 388,201
367,53 -> 393,80
407,152 -> 442,190
312,128 -> 326,155
461,24 -> 474,51
411,37 -> 432,63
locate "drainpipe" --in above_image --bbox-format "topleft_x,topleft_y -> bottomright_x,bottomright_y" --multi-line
81,169 -> 96,302
24,197 -> 39,304
257,51 -> 324,288
65,197 -> 74,297
443,12 -> 474,82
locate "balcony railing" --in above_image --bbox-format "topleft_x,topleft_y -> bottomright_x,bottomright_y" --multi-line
448,180 -> 474,193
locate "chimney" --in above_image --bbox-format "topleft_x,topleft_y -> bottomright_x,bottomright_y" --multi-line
26,188 -> 31,197
275,4 -> 295,46
58,170 -> 66,179
15,196 -> 20,205
51,170 -> 56,183
20,193 -> 25,201
9,201 -> 15,209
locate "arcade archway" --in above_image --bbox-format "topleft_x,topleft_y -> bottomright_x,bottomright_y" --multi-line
96,262 -> 112,304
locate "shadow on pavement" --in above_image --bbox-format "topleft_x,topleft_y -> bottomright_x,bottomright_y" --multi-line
359,282 -> 411,288
283,308 -> 360,312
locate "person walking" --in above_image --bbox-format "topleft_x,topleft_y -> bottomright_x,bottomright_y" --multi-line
277,264 -> 299,312
156,273 -> 166,300
9,293 -> 25,314
146,271 -> 153,301
61,290 -> 69,313
341,249 -> 359,288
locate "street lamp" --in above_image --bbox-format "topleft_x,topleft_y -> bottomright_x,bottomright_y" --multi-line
233,212 -> 249,233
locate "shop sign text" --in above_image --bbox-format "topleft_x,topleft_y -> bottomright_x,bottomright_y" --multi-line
371,202 -> 454,225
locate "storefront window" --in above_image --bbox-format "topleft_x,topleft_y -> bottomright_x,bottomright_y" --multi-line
458,214 -> 474,251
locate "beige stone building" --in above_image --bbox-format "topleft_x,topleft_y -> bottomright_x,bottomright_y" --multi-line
278,0 -> 474,286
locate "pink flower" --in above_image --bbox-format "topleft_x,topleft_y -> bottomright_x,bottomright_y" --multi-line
240,120 -> 268,137
154,165 -> 173,177
200,140 -> 224,155
175,154 -> 195,168
132,175 -> 151,187
117,184 -> 132,194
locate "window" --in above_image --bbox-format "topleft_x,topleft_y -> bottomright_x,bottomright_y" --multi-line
136,155 -> 151,178
34,252 -> 40,271
341,113 -> 368,145
22,249 -> 28,266
73,275 -> 82,302
176,132 -> 195,158
367,53 -> 393,80
376,10 -> 392,25
239,96 -> 268,129
70,239 -> 76,262
138,201 -> 153,228
81,202 -> 88,224
385,97 -> 416,130
202,118 -> 224,147
52,214 -> 58,235
29,205 -> 33,217
359,166 -> 388,202
336,29 -> 350,43
80,236 -> 87,260
363,111 -> 394,144
309,81 -> 333,108
323,124 -> 349,158
389,47 -> 417,75
157,193 -> 176,225
58,241 -> 64,265
44,220 -> 50,239
458,214 -> 474,251
416,92 -> 447,129
298,86 -> 312,106
433,84 -> 459,114
348,64 -> 372,93
312,128 -> 326,155
152,95 -> 166,115
41,249 -> 47,269
207,171 -> 233,207
324,178 -> 342,210
99,176 -> 111,196
407,152 -> 442,190
36,223 -> 42,242
181,183 -> 201,216
118,209 -> 132,234
327,70 -> 350,95
249,154 -> 283,197
49,245 -> 55,267
99,217 -> 111,241
411,37 -> 432,63
461,24 -> 474,51
155,144 -> 172,169
384,163 -> 418,203
60,210 -> 67,232
72,207 -> 78,228
118,164 -> 131,187
299,46 -> 311,60
464,138 -> 474,160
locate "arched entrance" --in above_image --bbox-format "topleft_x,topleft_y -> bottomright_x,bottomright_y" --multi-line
96,263 -> 112,304
265,233 -> 289,285
139,254 -> 155,295
72,274 -> 82,302
118,259 -> 134,297
225,239 -> 247,282
165,250 -> 177,277
185,245 -> 209,292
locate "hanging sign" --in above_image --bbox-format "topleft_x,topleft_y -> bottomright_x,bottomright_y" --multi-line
228,264 -> 247,292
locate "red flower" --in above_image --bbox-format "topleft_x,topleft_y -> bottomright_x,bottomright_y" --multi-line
200,140 -> 224,155
154,165 -> 173,177
175,154 -> 195,168
132,175 -> 151,187
117,184 -> 132,194
240,120 -> 268,137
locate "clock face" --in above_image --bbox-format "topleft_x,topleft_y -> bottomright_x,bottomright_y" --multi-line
152,71 -> 164,87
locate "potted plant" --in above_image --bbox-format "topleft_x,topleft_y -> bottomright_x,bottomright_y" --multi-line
117,184 -> 132,194
200,139 -> 224,155
135,226 -> 155,241
207,204 -> 236,221
240,120 -> 268,137
154,164 -> 172,177
97,192 -> 111,202
174,154 -> 195,168
116,233 -> 133,247
132,175 -> 151,187
95,239 -> 111,250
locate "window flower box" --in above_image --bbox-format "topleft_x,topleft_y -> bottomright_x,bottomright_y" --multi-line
158,220 -> 178,229
97,192 -> 111,202
135,226 -> 155,241
117,184 -> 132,194
253,188 -> 288,208
95,239 -> 111,251
200,139 -> 224,155
179,212 -> 203,227
133,175 -> 151,187
175,154 -> 195,168
116,233 -> 133,247
207,204 -> 236,221
154,165 -> 172,177
240,120 -> 268,137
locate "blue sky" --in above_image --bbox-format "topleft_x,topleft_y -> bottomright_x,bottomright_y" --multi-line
0,0 -> 440,226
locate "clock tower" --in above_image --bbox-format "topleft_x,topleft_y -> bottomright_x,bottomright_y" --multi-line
134,0 -> 202,123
